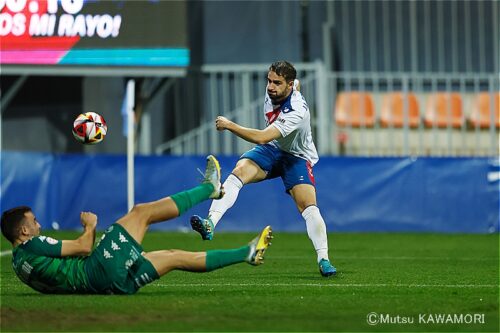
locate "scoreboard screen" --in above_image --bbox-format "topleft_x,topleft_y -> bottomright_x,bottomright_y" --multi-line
0,0 -> 189,67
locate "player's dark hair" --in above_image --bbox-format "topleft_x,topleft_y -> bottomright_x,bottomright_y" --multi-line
1,206 -> 31,244
269,61 -> 296,83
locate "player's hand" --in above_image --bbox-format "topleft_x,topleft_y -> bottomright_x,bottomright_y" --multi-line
215,116 -> 232,131
80,212 -> 97,229
293,79 -> 300,92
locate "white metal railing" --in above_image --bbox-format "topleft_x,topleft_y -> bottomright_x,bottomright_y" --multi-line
155,62 -> 321,155
155,62 -> 499,157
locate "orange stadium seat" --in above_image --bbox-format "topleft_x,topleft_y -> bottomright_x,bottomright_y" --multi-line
469,92 -> 500,129
380,92 -> 420,128
335,92 -> 375,127
424,93 -> 464,128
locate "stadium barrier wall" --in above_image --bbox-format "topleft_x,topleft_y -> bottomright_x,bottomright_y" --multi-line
1,152 -> 498,233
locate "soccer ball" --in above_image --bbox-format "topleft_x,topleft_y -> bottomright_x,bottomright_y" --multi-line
72,112 -> 108,145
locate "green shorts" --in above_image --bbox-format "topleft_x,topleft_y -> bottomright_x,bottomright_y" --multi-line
85,223 -> 160,294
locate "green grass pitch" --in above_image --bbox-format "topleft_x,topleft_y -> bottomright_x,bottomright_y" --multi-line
1,231 -> 498,332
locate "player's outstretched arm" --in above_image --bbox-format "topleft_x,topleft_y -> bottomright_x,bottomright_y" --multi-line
215,116 -> 281,145
61,212 -> 97,257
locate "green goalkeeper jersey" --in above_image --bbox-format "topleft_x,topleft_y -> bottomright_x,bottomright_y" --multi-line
12,235 -> 93,294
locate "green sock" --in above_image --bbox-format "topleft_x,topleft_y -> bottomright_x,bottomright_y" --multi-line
205,246 -> 250,272
170,183 -> 214,216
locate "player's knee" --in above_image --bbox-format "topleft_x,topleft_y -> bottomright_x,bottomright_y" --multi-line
231,164 -> 245,179
130,203 -> 146,214
130,203 -> 151,222
232,159 -> 262,183
163,249 -> 177,255
160,249 -> 188,266
297,202 -> 318,214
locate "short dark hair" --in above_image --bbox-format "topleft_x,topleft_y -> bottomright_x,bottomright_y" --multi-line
269,61 -> 296,83
1,206 -> 31,244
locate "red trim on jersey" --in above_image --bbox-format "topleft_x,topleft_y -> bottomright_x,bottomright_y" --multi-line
306,161 -> 315,185
265,107 -> 281,124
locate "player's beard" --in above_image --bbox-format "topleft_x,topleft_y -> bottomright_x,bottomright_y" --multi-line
268,89 -> 288,103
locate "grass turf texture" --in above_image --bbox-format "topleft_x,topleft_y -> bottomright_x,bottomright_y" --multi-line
1,232 -> 498,332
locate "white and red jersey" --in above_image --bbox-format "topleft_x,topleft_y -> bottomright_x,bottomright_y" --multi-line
263,89 -> 319,166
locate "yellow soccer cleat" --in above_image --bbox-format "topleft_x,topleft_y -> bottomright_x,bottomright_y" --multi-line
246,225 -> 273,265
202,155 -> 224,199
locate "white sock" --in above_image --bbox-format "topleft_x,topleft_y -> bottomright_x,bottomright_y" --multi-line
302,205 -> 330,263
208,174 -> 244,228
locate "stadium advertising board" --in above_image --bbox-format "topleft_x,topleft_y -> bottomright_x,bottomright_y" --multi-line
0,0 -> 188,67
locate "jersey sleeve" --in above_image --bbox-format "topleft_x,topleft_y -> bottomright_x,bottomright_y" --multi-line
23,236 -> 62,257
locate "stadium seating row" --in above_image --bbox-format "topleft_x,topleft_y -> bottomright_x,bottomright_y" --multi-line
335,92 -> 500,129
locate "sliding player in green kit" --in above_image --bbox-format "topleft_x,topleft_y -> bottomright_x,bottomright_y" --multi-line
1,155 -> 272,294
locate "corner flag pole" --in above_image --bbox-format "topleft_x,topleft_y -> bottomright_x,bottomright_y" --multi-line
126,80 -> 135,211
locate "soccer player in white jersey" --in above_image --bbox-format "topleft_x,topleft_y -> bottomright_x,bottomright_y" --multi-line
191,61 -> 336,277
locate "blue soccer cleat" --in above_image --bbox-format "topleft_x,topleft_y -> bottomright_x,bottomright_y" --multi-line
319,259 -> 337,277
190,215 -> 214,240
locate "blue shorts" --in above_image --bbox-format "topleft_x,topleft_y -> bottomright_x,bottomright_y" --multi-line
240,144 -> 316,193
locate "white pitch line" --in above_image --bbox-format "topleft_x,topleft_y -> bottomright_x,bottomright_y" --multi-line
156,283 -> 498,288
1,250 -> 11,257
273,256 -> 499,261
